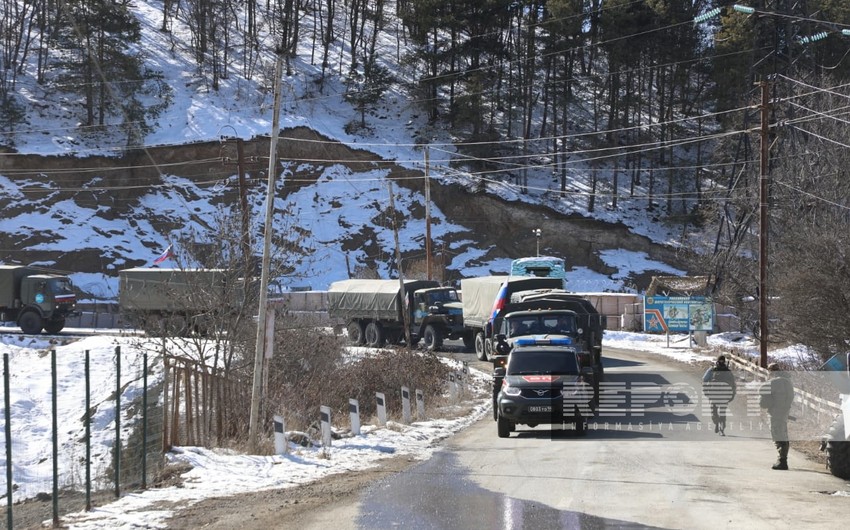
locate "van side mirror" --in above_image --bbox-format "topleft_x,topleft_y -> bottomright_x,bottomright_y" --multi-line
494,367 -> 506,377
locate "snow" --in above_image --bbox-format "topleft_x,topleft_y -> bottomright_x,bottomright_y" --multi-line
0,1 -> 766,527
0,328 -> 800,529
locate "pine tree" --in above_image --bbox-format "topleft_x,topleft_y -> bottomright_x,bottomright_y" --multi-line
53,0 -> 167,146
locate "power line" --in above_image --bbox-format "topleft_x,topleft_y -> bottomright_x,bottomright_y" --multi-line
773,180 -> 850,211
785,124 -> 850,150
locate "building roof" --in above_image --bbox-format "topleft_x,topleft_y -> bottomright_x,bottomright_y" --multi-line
645,275 -> 714,297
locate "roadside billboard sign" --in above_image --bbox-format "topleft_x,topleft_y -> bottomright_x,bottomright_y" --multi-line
644,296 -> 713,333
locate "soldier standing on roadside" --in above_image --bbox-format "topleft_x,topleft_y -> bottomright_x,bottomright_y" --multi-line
760,362 -> 795,470
703,355 -> 736,436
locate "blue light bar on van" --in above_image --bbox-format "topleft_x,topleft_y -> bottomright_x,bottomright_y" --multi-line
514,337 -> 573,347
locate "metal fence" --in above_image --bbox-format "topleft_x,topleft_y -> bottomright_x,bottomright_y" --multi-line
2,346 -> 165,528
0,313 -> 488,529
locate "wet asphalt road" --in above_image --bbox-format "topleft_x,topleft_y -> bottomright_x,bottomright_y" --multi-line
297,345 -> 850,529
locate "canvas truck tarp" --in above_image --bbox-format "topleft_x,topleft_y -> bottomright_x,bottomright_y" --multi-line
326,279 -> 440,321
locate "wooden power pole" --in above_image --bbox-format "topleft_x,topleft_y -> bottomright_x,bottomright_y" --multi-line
424,146 -> 432,280
759,80 -> 770,369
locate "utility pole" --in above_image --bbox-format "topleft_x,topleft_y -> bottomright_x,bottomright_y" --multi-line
388,181 -> 412,347
236,138 -> 252,268
533,228 -> 542,257
249,49 -> 284,452
424,146 -> 432,281
759,80 -> 770,369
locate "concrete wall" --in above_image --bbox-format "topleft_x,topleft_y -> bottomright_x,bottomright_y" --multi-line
575,293 -> 642,332
65,292 -> 744,335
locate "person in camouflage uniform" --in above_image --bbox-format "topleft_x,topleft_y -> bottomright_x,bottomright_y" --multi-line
703,355 -> 736,436
761,362 -> 795,470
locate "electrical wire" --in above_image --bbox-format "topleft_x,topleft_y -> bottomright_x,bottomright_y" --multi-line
785,124 -> 850,150
773,180 -> 850,211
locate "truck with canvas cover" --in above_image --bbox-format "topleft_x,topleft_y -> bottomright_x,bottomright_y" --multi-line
489,310 -> 600,420
460,275 -> 564,361
119,268 -> 248,335
510,256 -> 567,280
507,289 -> 605,375
327,279 -> 465,350
0,265 -> 78,334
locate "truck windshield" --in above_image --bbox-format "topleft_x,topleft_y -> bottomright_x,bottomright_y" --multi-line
48,279 -> 74,295
506,314 -> 576,336
508,317 -> 542,336
541,315 -> 576,334
427,290 -> 459,304
507,350 -> 579,376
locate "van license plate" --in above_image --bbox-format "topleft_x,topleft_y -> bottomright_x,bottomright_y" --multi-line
528,406 -> 552,413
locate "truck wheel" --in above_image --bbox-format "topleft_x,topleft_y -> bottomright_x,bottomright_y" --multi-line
484,339 -> 493,361
364,321 -> 385,348
44,319 -> 65,334
825,415 -> 850,479
347,321 -> 365,345
19,311 -> 43,334
475,332 -> 487,361
497,411 -> 512,438
423,324 -> 442,351
461,331 -> 475,352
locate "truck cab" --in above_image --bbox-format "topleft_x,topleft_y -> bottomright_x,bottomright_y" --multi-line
411,287 -> 466,351
19,275 -> 77,334
0,266 -> 78,335
489,310 -> 599,421
494,310 -> 589,367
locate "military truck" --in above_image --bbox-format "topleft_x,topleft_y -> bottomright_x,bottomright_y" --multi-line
507,289 -> 606,375
488,308 -> 601,421
460,275 -> 565,361
119,268 -> 250,335
328,279 -> 466,350
0,265 -> 78,334
509,256 -> 567,279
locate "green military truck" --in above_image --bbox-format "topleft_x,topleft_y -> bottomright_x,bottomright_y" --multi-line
507,288 -> 606,376
328,279 -> 467,350
460,275 -> 565,361
119,267 -> 250,335
0,265 -> 78,334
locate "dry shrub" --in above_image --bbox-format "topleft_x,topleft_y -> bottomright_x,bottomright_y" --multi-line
333,349 -> 451,420
264,326 -> 451,431
264,327 -> 346,431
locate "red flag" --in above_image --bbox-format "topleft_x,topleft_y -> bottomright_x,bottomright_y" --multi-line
153,244 -> 174,265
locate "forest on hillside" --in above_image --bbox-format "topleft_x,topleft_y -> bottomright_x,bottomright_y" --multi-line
2,0 -> 850,359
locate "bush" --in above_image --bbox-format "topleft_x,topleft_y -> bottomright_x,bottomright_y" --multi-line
333,349 -> 451,420
263,326 -> 450,431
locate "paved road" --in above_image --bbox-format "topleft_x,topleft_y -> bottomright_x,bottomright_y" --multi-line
298,346 -> 850,529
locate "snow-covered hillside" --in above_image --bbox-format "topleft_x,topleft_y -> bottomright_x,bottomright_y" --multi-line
2,0 -> 703,299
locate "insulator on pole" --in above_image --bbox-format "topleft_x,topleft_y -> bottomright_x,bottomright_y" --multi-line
694,7 -> 722,24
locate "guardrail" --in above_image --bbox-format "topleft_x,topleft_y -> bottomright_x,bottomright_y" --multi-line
725,351 -> 842,415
